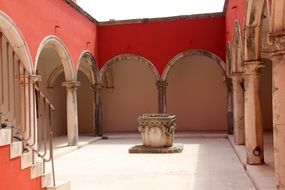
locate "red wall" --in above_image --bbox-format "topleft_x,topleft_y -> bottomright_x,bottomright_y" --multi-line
0,146 -> 43,190
0,0 -> 97,68
225,0 -> 247,43
98,16 -> 226,74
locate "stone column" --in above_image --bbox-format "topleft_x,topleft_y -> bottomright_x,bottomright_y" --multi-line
227,91 -> 234,134
272,54 -> 285,190
243,61 -> 264,164
62,81 -> 80,146
268,32 -> 285,189
156,81 -> 168,114
231,73 -> 245,145
225,77 -> 233,134
93,83 -> 103,137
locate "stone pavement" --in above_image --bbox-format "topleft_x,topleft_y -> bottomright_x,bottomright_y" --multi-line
229,132 -> 275,189
53,135 -> 255,190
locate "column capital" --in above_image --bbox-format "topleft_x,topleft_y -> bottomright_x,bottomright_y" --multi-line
243,61 -> 265,75
230,72 -> 244,82
156,81 -> 168,88
62,81 -> 81,89
30,75 -> 41,83
18,74 -> 40,85
91,83 -> 103,90
263,31 -> 285,56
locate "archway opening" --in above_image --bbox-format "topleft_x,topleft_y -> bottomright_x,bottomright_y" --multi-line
77,53 -> 96,136
166,54 -> 227,132
101,57 -> 158,133
36,46 -> 69,141
0,30 -> 31,141
260,2 -> 274,168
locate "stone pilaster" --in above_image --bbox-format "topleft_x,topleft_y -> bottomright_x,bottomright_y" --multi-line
243,61 -> 264,165
266,31 -> 285,190
156,81 -> 168,114
62,81 -> 80,146
92,83 -> 103,137
231,73 -> 245,145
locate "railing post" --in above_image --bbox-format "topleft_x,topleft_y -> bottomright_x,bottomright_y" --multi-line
48,105 -> 56,187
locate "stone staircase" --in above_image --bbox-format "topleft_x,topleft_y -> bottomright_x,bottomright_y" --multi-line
0,127 -> 70,190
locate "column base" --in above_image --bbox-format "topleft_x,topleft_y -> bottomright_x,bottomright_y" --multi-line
129,144 -> 183,154
274,124 -> 285,190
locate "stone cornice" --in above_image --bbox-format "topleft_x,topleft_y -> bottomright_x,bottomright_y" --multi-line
98,12 -> 224,26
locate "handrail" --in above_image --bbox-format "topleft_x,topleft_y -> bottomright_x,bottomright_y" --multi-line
33,86 -> 56,186
0,32 -> 57,187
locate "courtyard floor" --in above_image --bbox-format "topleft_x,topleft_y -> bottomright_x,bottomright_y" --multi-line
52,133 -> 256,190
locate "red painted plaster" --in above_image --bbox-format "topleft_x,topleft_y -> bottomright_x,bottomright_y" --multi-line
0,0 -> 97,68
98,16 -> 226,74
225,0 -> 247,43
0,145 -> 43,190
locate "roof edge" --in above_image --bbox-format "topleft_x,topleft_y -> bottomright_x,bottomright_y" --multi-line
64,0 -> 99,24
98,12 -> 224,26
223,0 -> 229,14
64,0 -> 226,26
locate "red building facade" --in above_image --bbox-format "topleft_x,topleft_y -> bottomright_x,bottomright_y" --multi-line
1,0 -> 285,189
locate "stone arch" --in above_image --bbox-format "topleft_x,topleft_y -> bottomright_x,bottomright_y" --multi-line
231,20 -> 243,73
46,65 -> 64,88
100,54 -> 158,132
103,70 -> 114,89
0,11 -> 34,139
164,49 -> 228,131
76,51 -> 98,135
162,49 -> 226,81
34,35 -> 74,81
76,51 -> 98,84
0,11 -> 33,73
270,0 -> 285,33
34,35 -> 78,145
244,0 -> 269,61
99,54 -> 160,82
226,41 -> 232,78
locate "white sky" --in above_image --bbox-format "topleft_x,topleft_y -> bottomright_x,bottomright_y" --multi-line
77,0 -> 226,22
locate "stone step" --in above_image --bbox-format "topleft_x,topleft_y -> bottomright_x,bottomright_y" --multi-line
21,151 -> 33,170
31,160 -> 43,179
42,172 -> 52,188
47,180 -> 71,190
0,128 -> 11,146
10,141 -> 23,159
